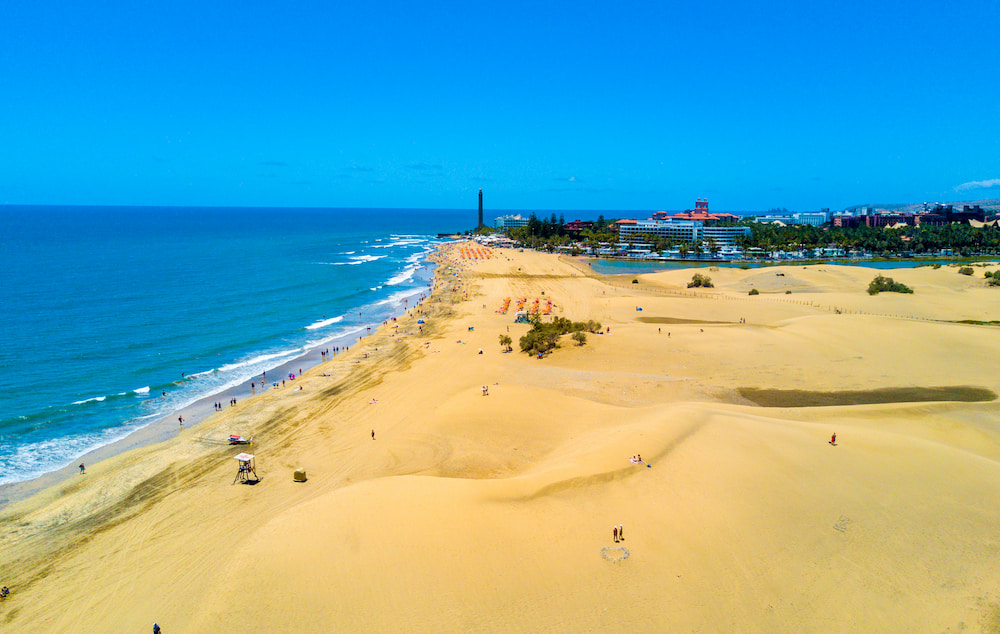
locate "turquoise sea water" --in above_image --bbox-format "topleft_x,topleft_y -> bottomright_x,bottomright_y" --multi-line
0,206 -> 470,485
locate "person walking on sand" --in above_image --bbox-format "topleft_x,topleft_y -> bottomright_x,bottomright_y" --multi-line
613,526 -> 618,543
79,463 -> 85,474
618,524 -> 624,541
830,433 -> 836,446
372,429 -> 376,440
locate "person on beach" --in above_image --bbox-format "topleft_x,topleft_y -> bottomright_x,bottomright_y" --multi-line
613,526 -> 619,542
153,623 -> 160,634
372,429 -> 376,440
830,433 -> 836,445
618,524 -> 624,541
79,463 -> 85,474
178,416 -> 183,427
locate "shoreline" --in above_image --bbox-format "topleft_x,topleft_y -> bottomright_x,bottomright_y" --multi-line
3,244 -> 999,632
0,256 -> 443,507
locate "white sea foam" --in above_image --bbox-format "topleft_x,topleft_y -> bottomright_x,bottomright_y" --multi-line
306,315 -> 344,330
305,324 -> 367,349
372,239 -> 426,249
133,386 -> 150,394
352,254 -> 386,263
385,266 -> 417,286
406,250 -> 430,265
217,349 -> 303,374
0,422 -> 144,486
186,369 -> 217,379
376,288 -> 421,308
322,253 -> 387,266
72,396 -> 107,405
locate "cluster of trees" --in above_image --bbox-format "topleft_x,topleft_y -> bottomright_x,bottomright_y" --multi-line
501,213 -> 617,251
490,212 -> 1000,258
516,317 -> 602,356
687,273 -> 714,288
867,275 -> 914,295
737,222 -> 1000,256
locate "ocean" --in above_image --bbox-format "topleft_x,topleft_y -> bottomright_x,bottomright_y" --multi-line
0,206 -> 472,486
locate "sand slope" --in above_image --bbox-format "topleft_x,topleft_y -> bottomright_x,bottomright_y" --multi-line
2,247 -> 1000,632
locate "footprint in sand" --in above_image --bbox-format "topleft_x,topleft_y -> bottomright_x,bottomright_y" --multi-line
601,546 -> 630,562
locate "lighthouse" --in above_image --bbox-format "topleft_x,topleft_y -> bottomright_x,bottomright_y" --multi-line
478,189 -> 483,229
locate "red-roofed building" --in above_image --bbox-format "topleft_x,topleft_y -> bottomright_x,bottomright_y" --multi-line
562,220 -> 595,235
652,199 -> 740,224
609,219 -> 637,233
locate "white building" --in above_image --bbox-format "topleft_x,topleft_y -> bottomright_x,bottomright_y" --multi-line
793,212 -> 829,226
618,219 -> 750,248
494,214 -> 530,230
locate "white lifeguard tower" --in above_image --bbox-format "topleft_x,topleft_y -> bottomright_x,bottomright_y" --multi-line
233,453 -> 259,484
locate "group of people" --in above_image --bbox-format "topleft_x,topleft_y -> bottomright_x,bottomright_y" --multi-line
1,586 -> 10,599
613,524 -> 625,543
319,346 -> 343,360
630,454 -> 642,464
212,399 -> 236,411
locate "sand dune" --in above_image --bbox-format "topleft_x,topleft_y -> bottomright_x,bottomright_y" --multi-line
2,246 -> 999,632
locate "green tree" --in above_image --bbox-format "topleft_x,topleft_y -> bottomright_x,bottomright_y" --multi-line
868,275 -> 913,295
499,334 -> 512,352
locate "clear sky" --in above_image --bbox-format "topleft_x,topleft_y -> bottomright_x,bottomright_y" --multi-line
1,0 -> 998,212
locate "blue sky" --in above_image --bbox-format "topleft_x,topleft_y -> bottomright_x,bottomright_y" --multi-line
1,0 -> 998,211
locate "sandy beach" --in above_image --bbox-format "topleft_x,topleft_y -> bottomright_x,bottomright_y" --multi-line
2,244 -> 999,632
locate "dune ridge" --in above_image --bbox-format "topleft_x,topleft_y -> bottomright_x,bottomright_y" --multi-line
2,245 -> 1000,632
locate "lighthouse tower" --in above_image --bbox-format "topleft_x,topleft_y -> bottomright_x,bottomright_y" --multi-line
478,189 -> 483,229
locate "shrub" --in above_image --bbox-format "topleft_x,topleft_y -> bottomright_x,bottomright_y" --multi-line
748,288 -> 759,295
571,331 -> 587,346
932,263 -> 942,269
498,334 -> 512,352
687,273 -> 714,288
986,270 -> 995,278
867,275 -> 913,295
632,278 -> 638,284
785,290 -> 792,294
519,317 -> 602,355
739,263 -> 751,270
959,266 -> 974,276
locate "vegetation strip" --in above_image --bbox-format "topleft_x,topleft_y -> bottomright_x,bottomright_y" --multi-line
738,386 -> 996,407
